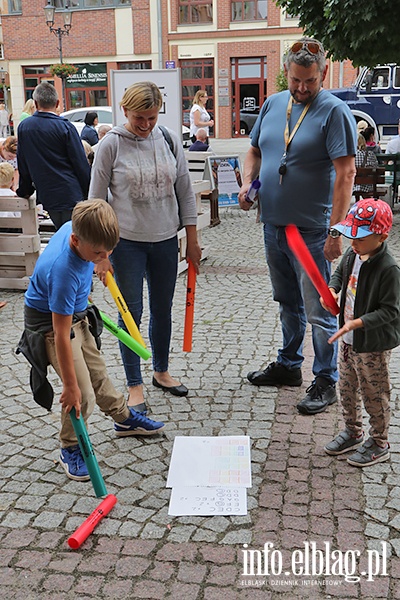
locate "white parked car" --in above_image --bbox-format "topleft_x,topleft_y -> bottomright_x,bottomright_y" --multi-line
60,106 -> 191,147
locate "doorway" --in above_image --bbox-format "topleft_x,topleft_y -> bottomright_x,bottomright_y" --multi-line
231,57 -> 267,137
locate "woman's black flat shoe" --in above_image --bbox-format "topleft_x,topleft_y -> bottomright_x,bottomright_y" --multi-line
152,377 -> 188,397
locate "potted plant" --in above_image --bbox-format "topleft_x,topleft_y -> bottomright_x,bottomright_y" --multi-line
49,63 -> 78,79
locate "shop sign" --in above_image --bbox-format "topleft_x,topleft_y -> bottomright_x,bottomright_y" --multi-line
66,63 -> 107,87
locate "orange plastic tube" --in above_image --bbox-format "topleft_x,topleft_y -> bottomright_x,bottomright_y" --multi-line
183,260 -> 197,352
285,224 -> 340,316
105,271 -> 146,348
67,494 -> 117,549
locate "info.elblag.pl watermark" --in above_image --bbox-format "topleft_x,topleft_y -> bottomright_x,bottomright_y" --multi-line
239,541 -> 388,587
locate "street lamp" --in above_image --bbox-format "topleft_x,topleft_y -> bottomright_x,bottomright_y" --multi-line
44,1 -> 73,110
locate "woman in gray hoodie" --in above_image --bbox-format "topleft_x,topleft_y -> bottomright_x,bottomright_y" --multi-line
89,81 -> 201,415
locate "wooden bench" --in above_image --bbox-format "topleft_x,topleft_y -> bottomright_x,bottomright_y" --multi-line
353,166 -> 387,202
178,179 -> 211,274
184,151 -> 220,226
0,196 -> 40,290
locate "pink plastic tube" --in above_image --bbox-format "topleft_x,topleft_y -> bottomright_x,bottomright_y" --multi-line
67,494 -> 117,549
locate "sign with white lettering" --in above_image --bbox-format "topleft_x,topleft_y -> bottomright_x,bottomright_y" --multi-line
66,63 -> 107,88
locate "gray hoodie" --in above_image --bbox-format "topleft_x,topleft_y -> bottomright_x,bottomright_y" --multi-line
89,125 -> 197,243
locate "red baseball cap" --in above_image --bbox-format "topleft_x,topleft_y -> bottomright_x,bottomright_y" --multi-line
332,198 -> 393,239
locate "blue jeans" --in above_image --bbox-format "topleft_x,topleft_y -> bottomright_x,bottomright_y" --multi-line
110,236 -> 179,387
263,223 -> 338,384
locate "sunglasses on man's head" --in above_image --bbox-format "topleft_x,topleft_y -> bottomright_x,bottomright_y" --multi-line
290,41 -> 323,56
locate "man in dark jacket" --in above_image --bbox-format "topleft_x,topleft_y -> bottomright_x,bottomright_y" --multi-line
17,82 -> 90,229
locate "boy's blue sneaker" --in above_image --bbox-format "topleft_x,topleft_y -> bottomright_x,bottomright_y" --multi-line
114,407 -> 165,437
59,445 -> 90,481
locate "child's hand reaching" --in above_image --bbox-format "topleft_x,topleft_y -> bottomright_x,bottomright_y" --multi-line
328,318 -> 364,344
320,288 -> 339,315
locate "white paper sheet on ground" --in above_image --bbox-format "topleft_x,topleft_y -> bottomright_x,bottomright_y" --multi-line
166,435 -> 251,488
168,486 -> 247,516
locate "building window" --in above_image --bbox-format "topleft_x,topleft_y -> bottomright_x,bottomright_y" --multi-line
23,66 -> 54,101
231,0 -> 267,21
9,0 -> 22,12
0,45 -> 3,60
181,58 -> 214,135
118,61 -> 152,70
179,0 -> 213,24
54,0 -> 130,8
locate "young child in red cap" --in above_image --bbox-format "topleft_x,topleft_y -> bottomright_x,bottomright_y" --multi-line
321,198 -> 400,467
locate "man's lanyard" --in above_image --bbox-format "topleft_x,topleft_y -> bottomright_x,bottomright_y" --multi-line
284,96 -> 312,151
279,96 -> 313,184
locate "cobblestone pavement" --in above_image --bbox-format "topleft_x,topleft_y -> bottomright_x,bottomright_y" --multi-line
1,203 -> 400,599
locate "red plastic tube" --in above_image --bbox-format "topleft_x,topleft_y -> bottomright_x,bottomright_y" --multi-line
183,259 -> 197,352
67,494 -> 117,549
285,224 -> 340,316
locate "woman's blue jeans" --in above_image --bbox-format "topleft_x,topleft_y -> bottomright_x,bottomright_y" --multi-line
263,223 -> 338,383
110,236 -> 179,387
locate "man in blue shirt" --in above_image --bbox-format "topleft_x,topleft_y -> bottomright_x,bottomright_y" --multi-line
239,38 -> 357,415
17,82 -> 90,230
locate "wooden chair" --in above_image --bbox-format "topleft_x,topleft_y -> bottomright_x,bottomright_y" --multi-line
353,166 -> 387,202
0,196 -> 40,290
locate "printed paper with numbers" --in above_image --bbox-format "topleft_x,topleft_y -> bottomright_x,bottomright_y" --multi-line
168,486 -> 247,516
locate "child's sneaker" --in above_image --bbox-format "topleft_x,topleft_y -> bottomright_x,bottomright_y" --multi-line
347,437 -> 390,467
59,445 -> 90,481
324,429 -> 364,455
114,407 -> 165,437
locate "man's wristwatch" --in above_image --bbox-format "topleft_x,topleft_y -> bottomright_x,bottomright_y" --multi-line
328,227 -> 341,238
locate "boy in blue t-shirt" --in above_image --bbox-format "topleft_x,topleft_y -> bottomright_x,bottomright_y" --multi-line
21,199 -> 165,481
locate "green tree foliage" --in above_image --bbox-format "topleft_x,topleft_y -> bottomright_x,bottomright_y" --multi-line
275,68 -> 288,92
276,0 -> 399,67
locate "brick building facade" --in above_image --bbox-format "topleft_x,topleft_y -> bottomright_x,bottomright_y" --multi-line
0,0 -> 357,138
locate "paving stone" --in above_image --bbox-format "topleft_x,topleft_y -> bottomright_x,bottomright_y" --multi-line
1,206 -> 400,598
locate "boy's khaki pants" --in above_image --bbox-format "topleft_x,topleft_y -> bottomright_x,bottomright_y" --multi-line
339,342 -> 391,446
45,319 -> 130,447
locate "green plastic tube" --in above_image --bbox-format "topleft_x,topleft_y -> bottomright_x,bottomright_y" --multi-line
99,309 -> 151,361
70,408 -> 108,498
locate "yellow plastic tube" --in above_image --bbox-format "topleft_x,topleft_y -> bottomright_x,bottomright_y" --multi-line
105,271 -> 146,348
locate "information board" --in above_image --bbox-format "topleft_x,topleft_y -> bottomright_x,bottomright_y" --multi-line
205,155 -> 243,206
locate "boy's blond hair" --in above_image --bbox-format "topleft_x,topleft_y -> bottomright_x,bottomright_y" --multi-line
72,199 -> 119,251
0,162 -> 14,187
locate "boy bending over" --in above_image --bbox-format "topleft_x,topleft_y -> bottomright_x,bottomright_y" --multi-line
19,199 -> 164,481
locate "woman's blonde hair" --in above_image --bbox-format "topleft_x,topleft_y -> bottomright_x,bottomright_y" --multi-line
3,136 -> 17,155
72,199 -> 119,251
22,99 -> 35,115
357,133 -> 367,150
192,90 -> 207,106
120,81 -> 163,113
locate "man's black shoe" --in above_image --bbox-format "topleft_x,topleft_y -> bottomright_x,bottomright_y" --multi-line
296,377 -> 337,415
247,361 -> 303,387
